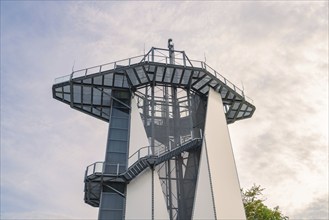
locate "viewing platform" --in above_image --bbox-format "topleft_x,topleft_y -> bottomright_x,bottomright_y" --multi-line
52,47 -> 255,124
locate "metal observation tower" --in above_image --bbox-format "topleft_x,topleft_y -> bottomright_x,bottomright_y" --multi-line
52,39 -> 255,220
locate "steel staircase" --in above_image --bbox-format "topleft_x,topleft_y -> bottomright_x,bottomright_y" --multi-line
122,138 -> 202,181
122,155 -> 156,181
156,138 -> 202,165
85,138 -> 202,182
84,138 -> 202,206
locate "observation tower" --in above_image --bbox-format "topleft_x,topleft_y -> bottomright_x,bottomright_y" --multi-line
52,39 -> 255,220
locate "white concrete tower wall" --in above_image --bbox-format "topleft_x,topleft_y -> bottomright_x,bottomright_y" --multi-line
153,169 -> 169,219
127,96 -> 150,166
192,136 -> 216,219
125,169 -> 153,219
193,88 -> 246,220
125,168 -> 169,219
125,96 -> 169,219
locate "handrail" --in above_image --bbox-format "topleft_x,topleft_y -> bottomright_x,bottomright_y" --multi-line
54,50 -> 253,104
85,138 -> 201,178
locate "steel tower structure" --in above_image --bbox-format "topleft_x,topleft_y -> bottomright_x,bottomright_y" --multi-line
52,40 -> 255,220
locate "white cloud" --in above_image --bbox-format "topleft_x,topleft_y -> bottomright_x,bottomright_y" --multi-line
1,1 -> 328,219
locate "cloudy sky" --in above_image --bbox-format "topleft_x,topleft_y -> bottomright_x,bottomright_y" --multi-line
1,1 -> 328,219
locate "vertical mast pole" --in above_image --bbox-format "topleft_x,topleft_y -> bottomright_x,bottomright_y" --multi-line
166,38 -> 174,219
168,39 -> 175,64
169,38 -> 185,219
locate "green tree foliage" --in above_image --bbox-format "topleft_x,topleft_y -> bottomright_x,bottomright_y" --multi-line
241,185 -> 289,220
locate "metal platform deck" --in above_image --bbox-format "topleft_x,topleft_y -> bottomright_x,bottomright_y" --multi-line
52,47 -> 255,124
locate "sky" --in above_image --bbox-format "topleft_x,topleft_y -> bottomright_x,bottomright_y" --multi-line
1,1 -> 328,219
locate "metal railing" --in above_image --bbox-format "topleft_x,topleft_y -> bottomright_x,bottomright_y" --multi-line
85,138 -> 196,178
85,146 -> 168,178
54,48 -> 253,103
85,162 -> 104,176
85,162 -> 127,177
54,55 -> 145,84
